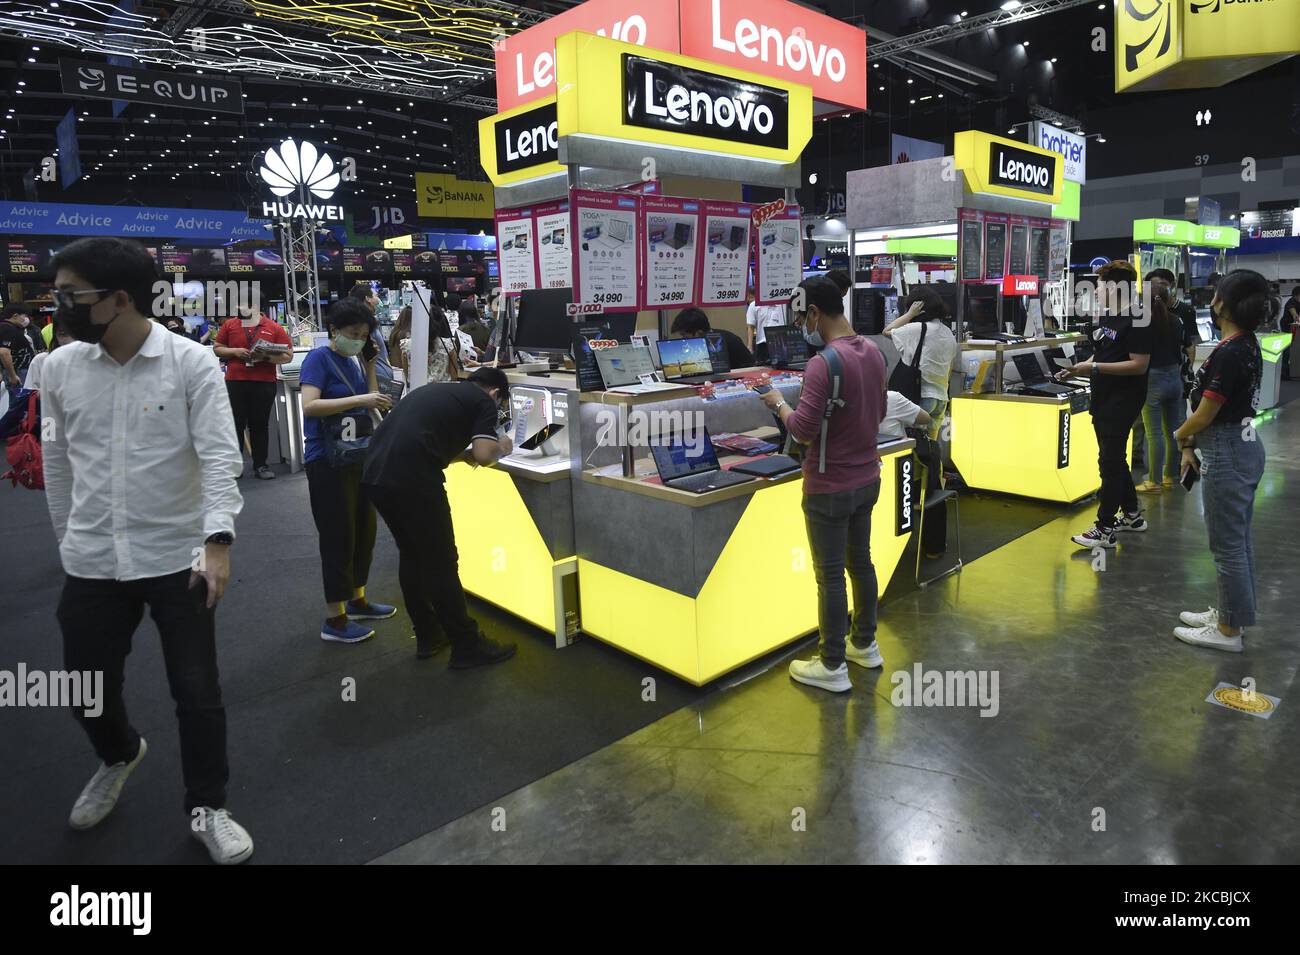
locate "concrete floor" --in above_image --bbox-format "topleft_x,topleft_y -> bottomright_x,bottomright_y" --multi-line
377,404 -> 1300,864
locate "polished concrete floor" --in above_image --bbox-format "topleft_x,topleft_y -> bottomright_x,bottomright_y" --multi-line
378,405 -> 1300,864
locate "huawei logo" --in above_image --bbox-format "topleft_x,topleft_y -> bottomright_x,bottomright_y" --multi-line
77,67 -> 105,91
258,139 -> 340,201
1123,0 -> 1174,73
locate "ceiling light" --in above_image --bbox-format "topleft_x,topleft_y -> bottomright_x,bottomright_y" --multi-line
1002,1 -> 1022,9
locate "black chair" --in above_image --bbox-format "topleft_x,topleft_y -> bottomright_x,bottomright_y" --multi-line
911,433 -> 962,587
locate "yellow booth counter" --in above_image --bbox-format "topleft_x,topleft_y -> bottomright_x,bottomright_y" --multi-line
446,367 -> 920,685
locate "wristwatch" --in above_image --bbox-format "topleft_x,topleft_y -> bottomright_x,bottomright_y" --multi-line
205,532 -> 234,546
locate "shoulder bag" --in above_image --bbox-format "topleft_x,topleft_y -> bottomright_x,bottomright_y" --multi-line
887,320 -> 927,405
321,352 -> 375,469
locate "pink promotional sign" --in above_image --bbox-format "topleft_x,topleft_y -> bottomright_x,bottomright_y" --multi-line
696,199 -> 753,308
494,205 -> 537,296
570,188 -> 642,313
752,202 -> 802,305
531,199 -> 573,290
642,195 -> 701,310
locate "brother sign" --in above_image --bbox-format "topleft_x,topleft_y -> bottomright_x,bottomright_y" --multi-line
1031,121 -> 1086,184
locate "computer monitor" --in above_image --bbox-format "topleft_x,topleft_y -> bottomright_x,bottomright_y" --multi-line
650,429 -> 722,483
514,287 -> 575,352
767,326 -> 810,366
1011,352 -> 1047,383
657,337 -> 713,380
447,276 -> 477,294
703,331 -> 730,374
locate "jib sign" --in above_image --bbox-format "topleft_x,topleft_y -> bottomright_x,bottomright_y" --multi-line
496,0 -> 867,113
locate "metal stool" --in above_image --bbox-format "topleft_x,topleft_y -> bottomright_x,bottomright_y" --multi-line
914,443 -> 962,588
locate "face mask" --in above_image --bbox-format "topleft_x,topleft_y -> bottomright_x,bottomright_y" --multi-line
333,335 -> 365,357
57,296 -> 119,345
802,313 -> 825,349
1210,301 -> 1223,329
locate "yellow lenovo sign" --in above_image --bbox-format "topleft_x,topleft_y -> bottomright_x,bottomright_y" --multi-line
554,31 -> 812,165
477,96 -> 565,188
1116,0 -> 1300,93
954,131 -> 1064,206
415,172 -> 495,219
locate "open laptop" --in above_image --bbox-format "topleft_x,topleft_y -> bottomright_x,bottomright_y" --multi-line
1011,353 -> 1073,397
650,429 -> 756,494
594,344 -> 682,394
778,225 -> 799,250
596,218 -> 630,249
766,326 -> 810,370
658,337 -> 726,384
730,454 -> 801,478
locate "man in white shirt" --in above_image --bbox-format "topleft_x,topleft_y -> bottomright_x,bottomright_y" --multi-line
879,390 -> 933,440
884,287 -> 958,437
746,295 -> 788,365
41,237 -> 252,864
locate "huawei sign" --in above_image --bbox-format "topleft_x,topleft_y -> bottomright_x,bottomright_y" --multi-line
496,0 -> 866,112
258,139 -> 346,221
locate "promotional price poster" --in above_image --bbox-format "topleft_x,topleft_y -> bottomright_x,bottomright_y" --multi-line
391,250 -> 413,276
753,204 -> 802,305
495,206 -> 537,295
533,200 -> 572,290
959,210 -> 986,284
571,189 -> 640,313
984,216 -> 1008,282
226,248 -> 256,273
697,200 -> 751,308
642,195 -> 700,309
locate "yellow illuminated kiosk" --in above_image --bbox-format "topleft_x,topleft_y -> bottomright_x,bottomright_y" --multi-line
846,131 -> 1095,504
457,29 -> 916,684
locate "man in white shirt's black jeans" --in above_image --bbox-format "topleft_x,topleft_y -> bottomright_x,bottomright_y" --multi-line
41,238 -> 252,864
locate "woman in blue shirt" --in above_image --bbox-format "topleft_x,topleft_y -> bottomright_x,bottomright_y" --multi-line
300,300 -> 395,643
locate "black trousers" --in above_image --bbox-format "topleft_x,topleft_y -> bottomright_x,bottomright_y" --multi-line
226,379 -> 277,469
57,570 -> 228,813
1095,418 -> 1138,529
306,459 -> 376,604
365,482 -> 480,649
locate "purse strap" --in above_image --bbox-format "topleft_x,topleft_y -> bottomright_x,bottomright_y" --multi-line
321,350 -> 380,426
910,320 -> 928,371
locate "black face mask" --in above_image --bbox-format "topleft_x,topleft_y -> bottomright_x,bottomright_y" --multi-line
57,295 -> 119,345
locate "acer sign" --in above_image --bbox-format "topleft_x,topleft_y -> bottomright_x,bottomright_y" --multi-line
679,0 -> 866,112
496,0 -> 866,113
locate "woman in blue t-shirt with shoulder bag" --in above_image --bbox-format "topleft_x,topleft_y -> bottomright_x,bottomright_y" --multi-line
299,299 -> 396,644
1172,270 -> 1270,653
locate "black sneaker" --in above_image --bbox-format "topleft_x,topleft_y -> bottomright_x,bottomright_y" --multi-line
1115,510 -> 1148,533
449,635 -> 517,669
1071,524 -> 1117,549
415,633 -> 450,660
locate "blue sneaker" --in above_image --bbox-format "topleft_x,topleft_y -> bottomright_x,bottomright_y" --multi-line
320,619 -> 375,643
345,599 -> 396,620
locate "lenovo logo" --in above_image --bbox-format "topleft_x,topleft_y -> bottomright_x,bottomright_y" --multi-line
494,101 -> 560,175
706,0 -> 847,83
896,455 -> 914,535
1058,409 -> 1071,469
625,55 -> 789,148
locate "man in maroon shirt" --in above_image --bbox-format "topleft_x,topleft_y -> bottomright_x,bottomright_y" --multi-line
214,306 -> 294,479
761,276 -> 887,693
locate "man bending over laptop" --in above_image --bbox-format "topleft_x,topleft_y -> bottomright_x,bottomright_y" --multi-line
759,277 -> 887,694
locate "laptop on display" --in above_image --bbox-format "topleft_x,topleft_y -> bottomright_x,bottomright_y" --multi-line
730,454 -> 801,478
650,429 -> 756,494
1011,353 -> 1073,397
597,218 -> 630,249
720,225 -> 746,251
766,326 -> 810,370
663,222 -> 692,250
658,337 -> 724,384
594,344 -> 681,394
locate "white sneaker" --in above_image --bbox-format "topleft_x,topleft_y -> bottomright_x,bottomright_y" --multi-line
1180,607 -> 1219,628
1174,624 -> 1243,653
192,807 -> 255,865
845,640 -> 884,669
69,737 -> 148,830
789,657 -> 852,693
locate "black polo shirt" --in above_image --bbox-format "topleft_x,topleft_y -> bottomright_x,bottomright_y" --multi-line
1191,333 -> 1261,425
362,381 -> 500,489
1088,312 -> 1152,424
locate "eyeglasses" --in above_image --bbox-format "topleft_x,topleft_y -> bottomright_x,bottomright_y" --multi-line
52,288 -> 109,310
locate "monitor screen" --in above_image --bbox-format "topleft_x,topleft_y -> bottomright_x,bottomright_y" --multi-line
703,331 -> 730,373
651,430 -> 721,482
767,326 -> 810,365
1011,353 -> 1045,383
514,287 -> 575,352
657,337 -> 713,380
447,276 -> 477,294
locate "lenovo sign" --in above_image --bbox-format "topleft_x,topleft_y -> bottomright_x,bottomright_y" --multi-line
494,101 -> 560,175
1003,274 -> 1039,296
624,55 -> 788,148
989,142 -> 1056,197
895,454 -> 915,536
496,0 -> 866,113
680,0 -> 866,111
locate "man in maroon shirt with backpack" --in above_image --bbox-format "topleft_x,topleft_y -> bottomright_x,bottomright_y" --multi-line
761,276 -> 887,693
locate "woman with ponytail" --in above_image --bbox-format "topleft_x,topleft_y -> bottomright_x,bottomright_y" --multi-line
1172,269 -> 1270,653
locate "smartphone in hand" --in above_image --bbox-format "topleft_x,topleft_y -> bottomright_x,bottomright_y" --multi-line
753,384 -> 773,395
1181,458 -> 1201,492
362,338 -> 378,363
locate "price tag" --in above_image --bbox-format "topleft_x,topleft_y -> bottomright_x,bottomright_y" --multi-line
638,373 -> 658,386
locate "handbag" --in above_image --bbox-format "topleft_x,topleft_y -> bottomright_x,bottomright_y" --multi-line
887,320 -> 927,404
2,391 -> 43,490
320,352 -> 375,469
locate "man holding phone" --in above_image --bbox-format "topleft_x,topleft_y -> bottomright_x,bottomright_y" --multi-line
40,237 -> 251,863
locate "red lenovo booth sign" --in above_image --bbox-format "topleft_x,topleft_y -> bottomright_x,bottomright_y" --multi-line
1003,274 -> 1040,296
495,0 -> 867,113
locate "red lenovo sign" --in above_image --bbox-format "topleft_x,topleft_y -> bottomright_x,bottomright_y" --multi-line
495,0 -> 866,113
679,0 -> 866,112
1003,274 -> 1040,296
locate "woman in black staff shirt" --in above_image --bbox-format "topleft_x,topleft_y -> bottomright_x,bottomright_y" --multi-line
1066,261 -> 1152,549
1136,277 -> 1188,492
1171,270 -> 1270,654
